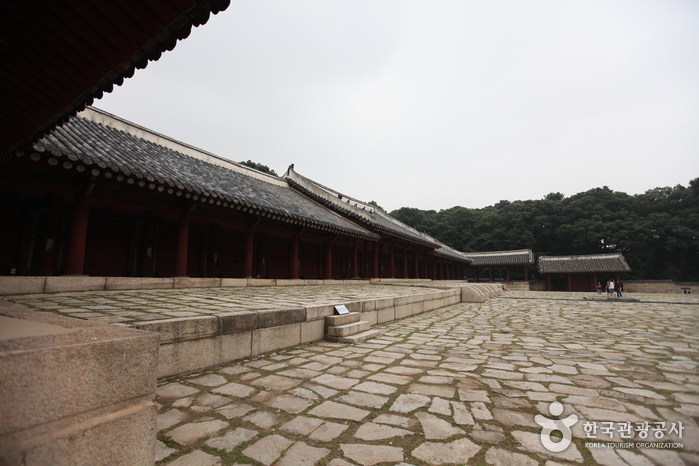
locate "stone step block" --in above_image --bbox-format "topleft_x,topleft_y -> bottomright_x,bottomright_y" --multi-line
325,312 -> 361,327
326,329 -> 383,344
326,320 -> 370,337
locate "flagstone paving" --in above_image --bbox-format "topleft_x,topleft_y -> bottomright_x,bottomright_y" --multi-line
2,284 -> 438,323
152,292 -> 699,465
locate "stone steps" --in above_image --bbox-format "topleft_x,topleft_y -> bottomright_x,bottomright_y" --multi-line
326,329 -> 383,344
324,312 -> 380,343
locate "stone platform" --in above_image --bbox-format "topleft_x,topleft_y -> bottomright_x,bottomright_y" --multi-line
0,301 -> 159,465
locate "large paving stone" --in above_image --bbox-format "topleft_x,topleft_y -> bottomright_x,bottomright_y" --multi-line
311,374 -> 360,390
337,390 -> 390,409
242,434 -> 293,465
212,382 -> 255,398
168,450 -> 222,466
353,381 -> 397,395
341,444 -> 404,466
276,441 -> 330,466
243,410 -> 279,428
511,430 -> 583,462
279,416 -> 324,435
308,401 -> 370,421
204,427 -> 258,451
157,382 -> 199,399
390,394 -> 431,413
168,419 -> 229,445
415,412 -> 464,439
408,383 -> 455,398
157,409 -> 186,431
412,438 -> 481,465
309,421 -> 349,441
264,394 -> 312,414
188,374 -> 228,387
485,446 -> 538,466
354,422 -> 412,440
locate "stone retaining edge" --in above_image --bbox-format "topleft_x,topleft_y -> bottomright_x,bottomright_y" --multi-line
0,277 -> 379,295
150,287 -> 464,379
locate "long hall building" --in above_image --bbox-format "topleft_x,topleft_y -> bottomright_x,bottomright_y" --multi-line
1,107 -> 470,280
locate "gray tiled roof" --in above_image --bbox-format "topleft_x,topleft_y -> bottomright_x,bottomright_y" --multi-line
33,114 -> 378,241
284,168 -> 445,250
463,249 -> 535,267
538,254 -> 631,274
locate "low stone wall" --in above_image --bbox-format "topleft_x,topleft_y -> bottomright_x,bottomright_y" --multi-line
624,280 -> 698,294
503,281 -> 531,291
0,276 -> 374,295
0,302 -> 159,465
127,288 -> 462,379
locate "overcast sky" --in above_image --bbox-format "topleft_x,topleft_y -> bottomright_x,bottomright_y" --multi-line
97,0 -> 699,211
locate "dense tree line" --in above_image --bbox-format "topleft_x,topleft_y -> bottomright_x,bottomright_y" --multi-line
391,179 -> 699,281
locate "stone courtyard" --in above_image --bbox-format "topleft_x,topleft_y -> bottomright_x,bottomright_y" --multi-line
146,291 -> 699,466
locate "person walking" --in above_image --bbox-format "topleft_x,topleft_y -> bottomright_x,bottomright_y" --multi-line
608,279 -> 615,297
597,281 -> 602,296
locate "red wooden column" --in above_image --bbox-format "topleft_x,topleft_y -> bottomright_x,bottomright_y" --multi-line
290,234 -> 300,279
38,195 -> 63,275
424,258 -> 429,279
363,240 -> 369,278
433,261 -> 437,280
352,239 -> 359,278
372,242 -> 379,278
506,267 -> 511,282
325,241 -> 333,279
546,275 -> 552,291
140,211 -> 156,277
414,253 -> 419,279
489,267 -> 494,282
65,196 -> 90,275
472,268 -> 478,282
244,227 -> 255,278
403,248 -> 408,278
175,213 -> 190,277
567,274 -> 572,292
208,222 -> 219,278
389,244 -> 395,278
523,265 -> 529,282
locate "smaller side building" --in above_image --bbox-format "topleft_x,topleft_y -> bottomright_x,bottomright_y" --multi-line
538,253 -> 631,292
462,249 -> 535,282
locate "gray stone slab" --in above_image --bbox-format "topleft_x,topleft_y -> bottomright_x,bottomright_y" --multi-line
156,382 -> 200,399
168,419 -> 229,445
390,394 -> 431,413
337,390 -> 389,409
308,401 -> 370,421
485,446 -> 538,466
415,412 -> 464,439
308,421 -> 349,442
412,438 -> 481,465
205,427 -> 258,451
212,382 -> 255,398
168,450 -> 222,466
242,434 -> 293,465
341,444 -> 404,466
276,441 -> 330,466
354,422 -> 412,440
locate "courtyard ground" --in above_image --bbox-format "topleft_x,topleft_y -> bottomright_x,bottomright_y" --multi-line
148,291 -> 699,465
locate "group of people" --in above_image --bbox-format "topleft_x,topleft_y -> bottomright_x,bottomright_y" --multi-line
597,279 -> 623,297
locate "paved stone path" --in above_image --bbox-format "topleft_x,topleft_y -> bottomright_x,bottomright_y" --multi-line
2,284 -> 434,324
153,292 -> 699,465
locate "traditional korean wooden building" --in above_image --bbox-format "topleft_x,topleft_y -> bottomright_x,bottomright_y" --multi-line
0,107 -> 471,280
284,167 -> 471,280
462,249 -> 535,282
538,253 -> 631,292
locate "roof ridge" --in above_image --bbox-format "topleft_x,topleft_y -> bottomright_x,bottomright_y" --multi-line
80,106 -> 287,188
